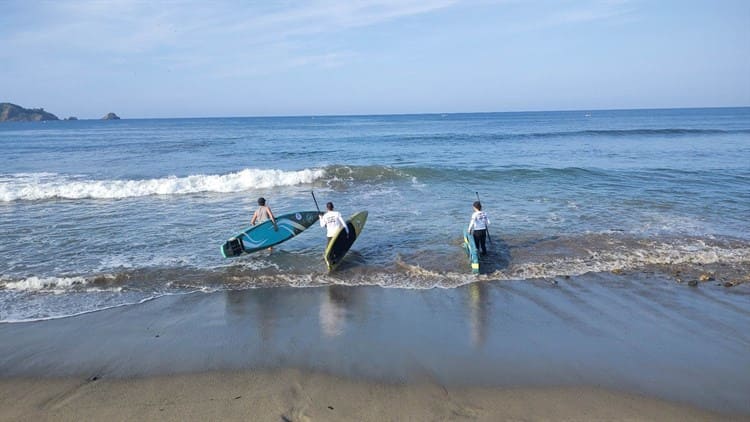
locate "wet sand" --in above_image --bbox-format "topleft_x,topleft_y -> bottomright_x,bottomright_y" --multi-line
1,275 -> 749,420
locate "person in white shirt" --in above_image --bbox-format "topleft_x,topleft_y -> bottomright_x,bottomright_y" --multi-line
467,201 -> 490,255
319,202 -> 349,245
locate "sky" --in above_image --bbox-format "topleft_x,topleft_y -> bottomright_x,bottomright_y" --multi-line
1,0 -> 748,119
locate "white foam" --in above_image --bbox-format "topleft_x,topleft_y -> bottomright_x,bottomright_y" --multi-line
0,294 -> 163,323
493,239 -> 750,281
2,275 -> 88,292
0,168 -> 326,201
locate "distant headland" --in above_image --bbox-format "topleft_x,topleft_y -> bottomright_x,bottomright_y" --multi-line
0,102 -> 121,122
0,103 -> 59,122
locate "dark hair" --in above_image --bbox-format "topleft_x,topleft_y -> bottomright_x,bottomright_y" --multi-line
258,197 -> 266,206
473,201 -> 481,210
326,202 -> 334,211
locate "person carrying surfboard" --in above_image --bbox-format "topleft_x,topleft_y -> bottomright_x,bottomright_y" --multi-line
251,197 -> 277,228
251,197 -> 278,251
319,202 -> 349,246
468,201 -> 490,256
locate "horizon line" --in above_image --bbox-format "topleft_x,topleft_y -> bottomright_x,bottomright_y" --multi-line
3,105 -> 749,122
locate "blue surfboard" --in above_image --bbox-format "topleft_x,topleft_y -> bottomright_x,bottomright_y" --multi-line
222,211 -> 319,257
463,229 -> 480,274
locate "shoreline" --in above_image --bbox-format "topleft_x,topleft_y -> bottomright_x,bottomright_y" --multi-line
2,278 -> 749,419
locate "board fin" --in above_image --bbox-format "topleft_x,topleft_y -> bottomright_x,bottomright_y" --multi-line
222,237 -> 244,257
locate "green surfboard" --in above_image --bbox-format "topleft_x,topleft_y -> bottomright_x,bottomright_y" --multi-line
324,211 -> 368,271
463,229 -> 480,274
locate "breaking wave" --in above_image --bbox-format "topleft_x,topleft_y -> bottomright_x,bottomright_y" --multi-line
2,233 -> 748,323
1,275 -> 90,292
0,168 -> 326,201
2,235 -> 748,292
4,165 -> 744,202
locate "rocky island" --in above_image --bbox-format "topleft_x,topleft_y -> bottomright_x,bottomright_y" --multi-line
0,103 -> 121,122
0,103 -> 59,122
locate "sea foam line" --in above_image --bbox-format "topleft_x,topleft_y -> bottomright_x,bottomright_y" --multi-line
0,294 -> 159,324
495,240 -> 750,281
0,168 -> 326,201
1,275 -> 89,292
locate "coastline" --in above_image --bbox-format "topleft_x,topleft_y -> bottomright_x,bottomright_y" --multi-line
1,278 -> 749,420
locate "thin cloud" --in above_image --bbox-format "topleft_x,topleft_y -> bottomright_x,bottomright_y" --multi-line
5,1 -> 458,51
504,0 -> 635,33
550,0 -> 634,25
1,0 -> 460,73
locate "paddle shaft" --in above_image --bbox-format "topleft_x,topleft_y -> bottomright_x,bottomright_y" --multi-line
311,191 -> 321,214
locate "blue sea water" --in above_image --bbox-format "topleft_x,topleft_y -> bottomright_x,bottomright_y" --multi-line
1,108 -> 749,321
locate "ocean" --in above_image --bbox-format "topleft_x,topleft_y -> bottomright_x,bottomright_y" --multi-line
1,108 -> 749,322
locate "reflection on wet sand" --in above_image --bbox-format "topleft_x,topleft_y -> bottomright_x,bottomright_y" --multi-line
226,288 -> 284,342
319,285 -> 355,337
467,282 -> 490,347
1,278 -> 748,415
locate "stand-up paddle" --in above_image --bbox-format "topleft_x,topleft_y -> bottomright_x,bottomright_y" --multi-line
475,192 -> 491,244
311,191 -> 322,214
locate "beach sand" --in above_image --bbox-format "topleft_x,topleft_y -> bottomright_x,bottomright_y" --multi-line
1,372 -> 740,421
1,276 -> 749,420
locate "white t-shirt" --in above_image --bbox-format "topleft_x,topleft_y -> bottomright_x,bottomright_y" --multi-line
468,211 -> 490,231
320,211 -> 349,237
